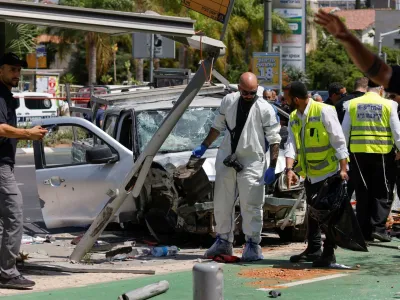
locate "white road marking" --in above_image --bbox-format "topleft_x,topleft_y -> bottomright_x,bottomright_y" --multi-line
15,165 -> 35,168
17,183 -> 24,186
257,273 -> 349,292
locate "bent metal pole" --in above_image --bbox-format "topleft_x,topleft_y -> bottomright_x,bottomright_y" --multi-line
70,53 -> 219,262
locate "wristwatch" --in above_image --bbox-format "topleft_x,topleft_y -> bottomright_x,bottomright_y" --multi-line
284,167 -> 293,174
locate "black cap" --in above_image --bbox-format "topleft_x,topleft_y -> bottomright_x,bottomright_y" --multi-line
0,52 -> 27,68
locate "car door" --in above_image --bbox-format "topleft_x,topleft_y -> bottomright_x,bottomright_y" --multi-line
33,117 -> 136,229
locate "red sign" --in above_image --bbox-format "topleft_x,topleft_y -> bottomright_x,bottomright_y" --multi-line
49,77 -> 56,89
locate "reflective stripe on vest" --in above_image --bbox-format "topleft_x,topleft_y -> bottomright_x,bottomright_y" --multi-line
351,126 -> 391,132
349,93 -> 393,154
290,100 -> 338,177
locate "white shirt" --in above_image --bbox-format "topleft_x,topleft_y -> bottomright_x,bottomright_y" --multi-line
284,99 -> 349,184
342,92 -> 400,151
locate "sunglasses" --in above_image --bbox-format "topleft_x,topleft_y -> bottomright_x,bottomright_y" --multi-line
241,89 -> 258,96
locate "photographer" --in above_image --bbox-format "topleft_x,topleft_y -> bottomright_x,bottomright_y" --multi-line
192,72 -> 281,261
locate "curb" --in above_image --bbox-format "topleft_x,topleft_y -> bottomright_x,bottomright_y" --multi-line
17,148 -> 70,155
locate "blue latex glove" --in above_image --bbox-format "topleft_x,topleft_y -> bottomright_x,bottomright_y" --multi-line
264,167 -> 276,185
192,144 -> 208,158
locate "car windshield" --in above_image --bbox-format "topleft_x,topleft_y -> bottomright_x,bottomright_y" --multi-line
136,107 -> 224,153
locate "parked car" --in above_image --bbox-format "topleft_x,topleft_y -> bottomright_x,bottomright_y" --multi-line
32,89 -> 306,242
14,92 -> 58,126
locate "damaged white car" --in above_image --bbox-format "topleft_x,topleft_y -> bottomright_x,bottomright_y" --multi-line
32,86 -> 306,243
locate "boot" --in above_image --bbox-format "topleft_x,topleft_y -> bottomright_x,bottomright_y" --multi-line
204,235 -> 233,258
371,231 -> 391,242
290,248 -> 322,263
241,239 -> 263,262
312,248 -> 336,267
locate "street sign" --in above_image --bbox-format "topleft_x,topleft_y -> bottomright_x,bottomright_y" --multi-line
272,0 -> 306,71
252,52 -> 282,90
36,45 -> 46,58
182,0 -> 230,24
132,32 -> 175,59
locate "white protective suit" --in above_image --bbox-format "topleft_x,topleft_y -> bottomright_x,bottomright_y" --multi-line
212,92 -> 281,244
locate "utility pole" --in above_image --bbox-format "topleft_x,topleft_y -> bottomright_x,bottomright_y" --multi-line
149,34 -> 154,84
378,28 -> 400,63
263,0 -> 273,52
0,22 -> 5,58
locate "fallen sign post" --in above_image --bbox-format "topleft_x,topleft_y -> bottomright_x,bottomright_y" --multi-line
20,263 -> 155,275
69,36 -> 225,262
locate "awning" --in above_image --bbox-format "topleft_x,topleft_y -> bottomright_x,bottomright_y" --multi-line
0,0 -> 195,37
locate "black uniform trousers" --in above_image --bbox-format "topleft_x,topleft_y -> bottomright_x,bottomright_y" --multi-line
351,151 -> 396,239
305,177 -> 336,254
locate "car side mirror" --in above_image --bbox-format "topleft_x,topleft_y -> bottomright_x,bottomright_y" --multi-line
86,145 -> 118,164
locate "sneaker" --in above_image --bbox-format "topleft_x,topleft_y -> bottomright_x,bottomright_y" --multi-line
290,248 -> 322,263
0,275 -> 35,289
204,235 -> 233,258
312,254 -> 336,268
371,231 -> 391,242
241,239 -> 264,262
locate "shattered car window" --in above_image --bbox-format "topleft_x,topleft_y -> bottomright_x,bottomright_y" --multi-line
136,107 -> 224,153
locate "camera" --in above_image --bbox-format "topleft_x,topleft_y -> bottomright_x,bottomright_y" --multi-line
223,154 -> 244,173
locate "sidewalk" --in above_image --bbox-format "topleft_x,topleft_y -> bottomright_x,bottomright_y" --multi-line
16,148 -> 71,155
4,240 -> 400,300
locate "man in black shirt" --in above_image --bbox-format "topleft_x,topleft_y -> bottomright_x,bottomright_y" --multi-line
335,77 -> 368,124
0,53 -> 47,289
324,82 -> 346,107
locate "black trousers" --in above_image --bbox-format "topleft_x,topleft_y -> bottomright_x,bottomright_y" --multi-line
351,152 -> 396,238
305,178 -> 336,254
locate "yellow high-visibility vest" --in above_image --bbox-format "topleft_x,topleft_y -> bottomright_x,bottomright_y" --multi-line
349,92 -> 393,154
290,100 -> 338,177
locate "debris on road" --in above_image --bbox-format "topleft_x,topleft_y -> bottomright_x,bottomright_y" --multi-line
151,246 -> 179,257
21,234 -> 34,245
269,290 -> 282,298
20,263 -> 156,275
118,280 -> 169,300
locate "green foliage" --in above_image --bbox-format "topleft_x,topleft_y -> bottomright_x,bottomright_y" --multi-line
306,36 -> 364,91
284,65 -> 309,84
61,73 -> 77,84
5,23 -> 38,58
101,74 -> 112,84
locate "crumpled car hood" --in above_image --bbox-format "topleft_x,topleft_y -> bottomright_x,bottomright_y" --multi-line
153,149 -> 286,181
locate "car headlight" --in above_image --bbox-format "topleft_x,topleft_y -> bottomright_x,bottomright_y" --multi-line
43,99 -> 52,108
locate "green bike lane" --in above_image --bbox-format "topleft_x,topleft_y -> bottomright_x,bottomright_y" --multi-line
5,243 -> 400,300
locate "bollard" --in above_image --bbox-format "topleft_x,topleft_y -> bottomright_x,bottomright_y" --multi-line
193,263 -> 224,300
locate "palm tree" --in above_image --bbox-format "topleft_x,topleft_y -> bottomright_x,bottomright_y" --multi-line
132,0 -> 290,82
5,23 -> 37,57
48,0 -> 134,85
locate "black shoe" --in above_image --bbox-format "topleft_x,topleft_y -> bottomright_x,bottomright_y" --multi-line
312,254 -> 336,268
0,275 -> 35,289
371,231 -> 391,242
290,248 -> 322,263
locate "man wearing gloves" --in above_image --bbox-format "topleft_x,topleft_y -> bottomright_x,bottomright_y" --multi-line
192,72 -> 281,261
285,82 -> 349,267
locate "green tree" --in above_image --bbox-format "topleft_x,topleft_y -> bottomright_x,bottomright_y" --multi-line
306,36 -> 364,90
49,0 -> 134,85
5,23 -> 38,58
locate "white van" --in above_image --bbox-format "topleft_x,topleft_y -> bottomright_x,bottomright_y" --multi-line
13,92 -> 58,125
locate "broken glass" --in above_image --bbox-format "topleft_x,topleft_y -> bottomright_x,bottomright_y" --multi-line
136,107 -> 224,153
